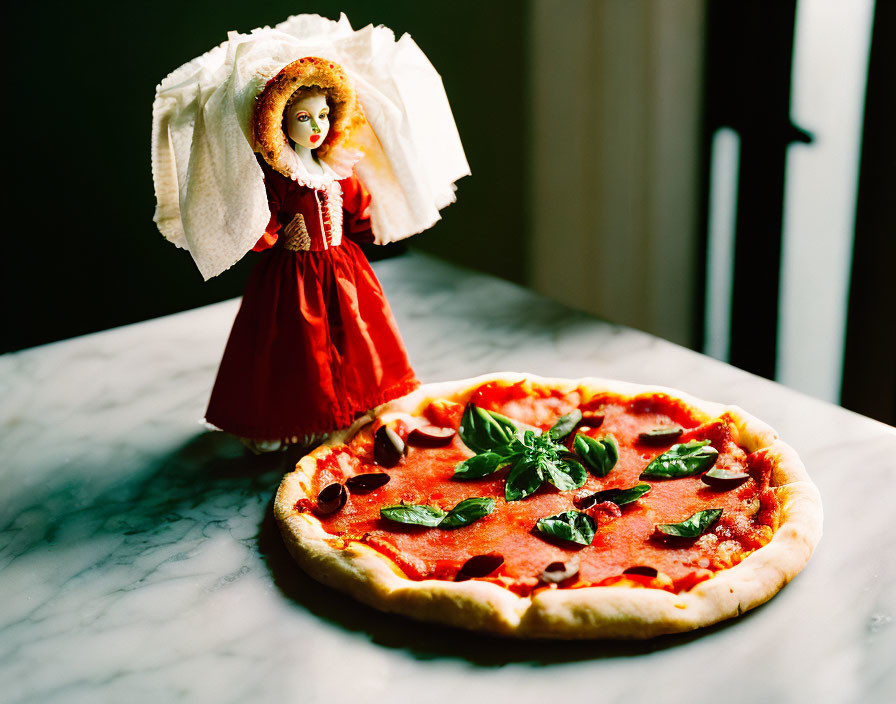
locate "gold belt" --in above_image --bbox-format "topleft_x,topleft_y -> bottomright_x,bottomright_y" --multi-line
282,213 -> 312,251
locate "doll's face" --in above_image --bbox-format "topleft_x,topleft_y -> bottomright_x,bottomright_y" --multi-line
286,92 -> 330,150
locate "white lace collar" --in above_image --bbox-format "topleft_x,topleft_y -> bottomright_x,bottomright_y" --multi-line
278,143 -> 362,188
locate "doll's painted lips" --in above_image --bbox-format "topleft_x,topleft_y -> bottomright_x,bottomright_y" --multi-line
310,135 -> 320,143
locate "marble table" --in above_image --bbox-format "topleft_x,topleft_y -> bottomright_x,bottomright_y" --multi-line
2,251 -> 894,704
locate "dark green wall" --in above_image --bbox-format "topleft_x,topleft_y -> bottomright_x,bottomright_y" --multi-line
5,1 -> 527,352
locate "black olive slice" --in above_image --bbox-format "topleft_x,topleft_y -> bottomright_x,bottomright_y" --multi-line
455,554 -> 504,581
407,425 -> 457,447
317,482 -> 347,514
345,473 -> 391,493
574,487 -> 623,510
701,468 -> 751,489
574,492 -> 600,510
374,425 -> 406,467
539,556 -> 580,584
638,425 -> 684,446
623,565 -> 658,578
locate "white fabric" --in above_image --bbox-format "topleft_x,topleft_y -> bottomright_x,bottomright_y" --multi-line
151,13 -> 470,280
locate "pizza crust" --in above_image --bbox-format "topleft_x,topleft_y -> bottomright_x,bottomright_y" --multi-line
274,373 -> 823,638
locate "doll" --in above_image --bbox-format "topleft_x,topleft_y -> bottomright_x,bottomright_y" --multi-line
204,58 -> 418,451
151,15 -> 469,451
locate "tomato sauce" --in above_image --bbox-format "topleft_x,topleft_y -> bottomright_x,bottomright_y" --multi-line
308,381 -> 779,595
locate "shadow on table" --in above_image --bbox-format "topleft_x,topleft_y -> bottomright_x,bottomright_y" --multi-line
70,430 -> 763,666
258,496 -> 764,666
64,432 -> 304,551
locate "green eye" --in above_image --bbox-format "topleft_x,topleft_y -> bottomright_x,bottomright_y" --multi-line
320,112 -> 329,120
297,114 -> 309,122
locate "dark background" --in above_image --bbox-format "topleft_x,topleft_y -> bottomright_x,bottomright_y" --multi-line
4,1 -> 893,424
4,0 -> 527,352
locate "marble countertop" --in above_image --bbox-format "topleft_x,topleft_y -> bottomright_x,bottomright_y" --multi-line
2,251 -> 894,704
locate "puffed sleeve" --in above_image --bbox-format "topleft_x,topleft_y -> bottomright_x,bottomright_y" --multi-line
339,173 -> 374,245
252,168 -> 283,252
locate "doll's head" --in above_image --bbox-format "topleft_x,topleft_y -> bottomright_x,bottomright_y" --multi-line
253,57 -> 362,173
284,90 -> 330,150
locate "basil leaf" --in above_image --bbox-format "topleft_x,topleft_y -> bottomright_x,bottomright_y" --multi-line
607,482 -> 650,506
540,460 -> 576,491
505,459 -> 544,501
380,503 -> 447,527
440,497 -> 496,529
542,458 -> 588,491
520,429 -> 539,448
603,434 -> 619,465
656,509 -> 723,538
578,483 -> 651,509
548,409 -> 582,441
574,433 -> 619,476
453,451 -> 511,480
640,440 -> 719,479
535,510 -> 597,546
454,409 -> 597,502
459,404 -> 518,454
561,458 -> 589,488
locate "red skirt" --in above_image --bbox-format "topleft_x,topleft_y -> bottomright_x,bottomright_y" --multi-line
205,240 -> 418,439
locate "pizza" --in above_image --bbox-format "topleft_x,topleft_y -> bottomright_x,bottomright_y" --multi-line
274,373 -> 823,638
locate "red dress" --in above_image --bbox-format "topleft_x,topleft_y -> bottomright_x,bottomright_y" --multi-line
205,161 -> 419,439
